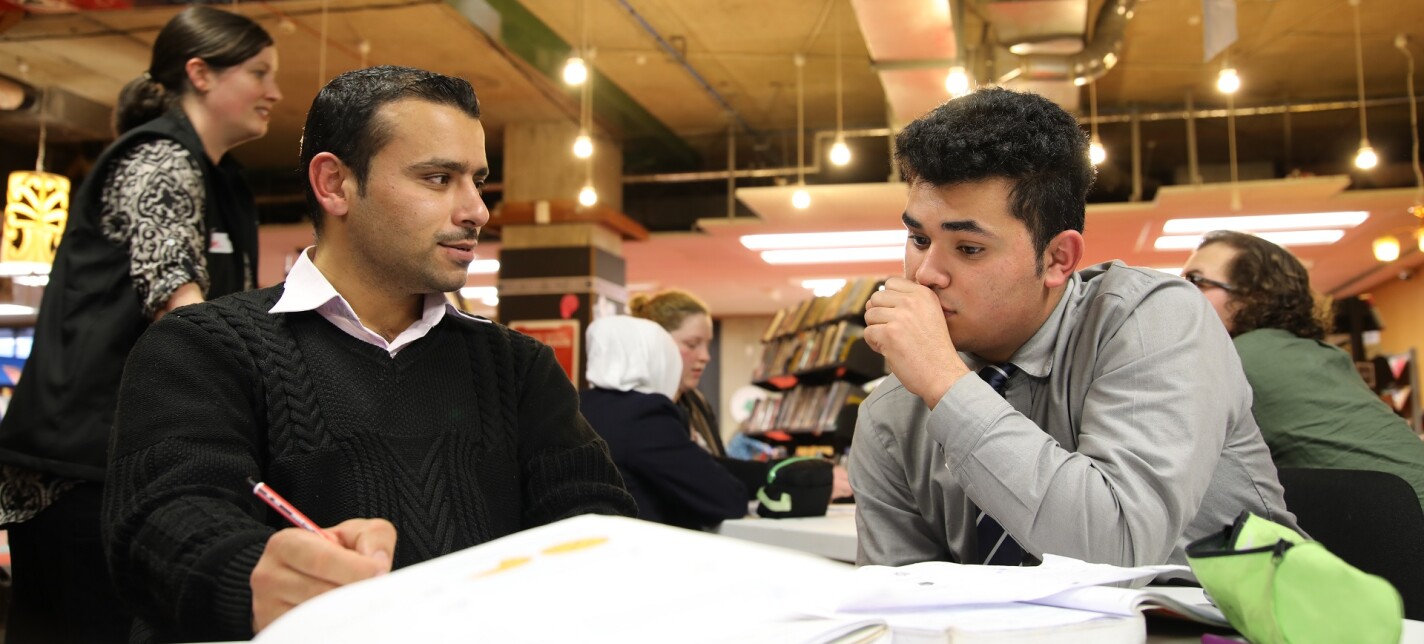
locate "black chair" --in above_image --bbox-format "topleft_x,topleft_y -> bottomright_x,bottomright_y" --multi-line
1276,467 -> 1424,620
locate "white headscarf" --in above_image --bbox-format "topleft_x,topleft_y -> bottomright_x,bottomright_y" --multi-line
585,315 -> 683,401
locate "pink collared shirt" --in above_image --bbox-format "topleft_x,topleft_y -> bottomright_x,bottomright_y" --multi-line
269,247 -> 463,357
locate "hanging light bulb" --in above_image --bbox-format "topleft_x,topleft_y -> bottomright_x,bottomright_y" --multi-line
573,131 -> 593,159
828,6 -> 851,168
1216,67 -> 1241,94
1087,81 -> 1105,165
562,55 -> 588,86
829,138 -> 851,166
945,65 -> 970,97
578,184 -> 598,207
1373,235 -> 1401,262
1355,142 -> 1379,169
791,187 -> 811,210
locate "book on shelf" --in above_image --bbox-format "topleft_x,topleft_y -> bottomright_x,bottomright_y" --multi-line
253,513 -> 1224,644
760,277 -> 883,341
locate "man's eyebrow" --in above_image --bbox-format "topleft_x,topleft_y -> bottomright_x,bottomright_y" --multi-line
409,158 -> 484,175
941,219 -> 991,236
902,212 -> 993,236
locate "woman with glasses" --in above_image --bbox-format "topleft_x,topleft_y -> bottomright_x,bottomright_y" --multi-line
1183,230 -> 1424,511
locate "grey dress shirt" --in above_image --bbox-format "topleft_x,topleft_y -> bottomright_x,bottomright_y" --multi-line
850,261 -> 1298,567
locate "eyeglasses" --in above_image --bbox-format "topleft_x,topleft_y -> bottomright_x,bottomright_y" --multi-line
1184,273 -> 1235,292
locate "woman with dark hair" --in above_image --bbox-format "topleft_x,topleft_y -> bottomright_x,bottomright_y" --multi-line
0,6 -> 280,640
1184,231 -> 1424,511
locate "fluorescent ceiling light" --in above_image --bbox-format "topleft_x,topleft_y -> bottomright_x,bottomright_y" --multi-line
761,246 -> 902,265
11,275 -> 49,287
1150,267 -> 1184,276
1161,212 -> 1369,234
0,262 -> 51,277
740,230 -> 904,251
800,278 -> 847,297
459,286 -> 499,306
467,259 -> 500,274
0,304 -> 35,315
1154,229 -> 1346,251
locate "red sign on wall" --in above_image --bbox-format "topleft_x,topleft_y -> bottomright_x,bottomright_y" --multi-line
508,319 -> 581,383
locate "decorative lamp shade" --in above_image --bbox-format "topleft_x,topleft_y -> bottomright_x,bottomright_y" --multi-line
3,170 -> 70,273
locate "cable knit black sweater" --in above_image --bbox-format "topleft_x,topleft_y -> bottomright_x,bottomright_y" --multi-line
102,286 -> 635,642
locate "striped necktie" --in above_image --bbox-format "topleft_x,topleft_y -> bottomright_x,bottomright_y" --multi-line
974,363 -> 1026,566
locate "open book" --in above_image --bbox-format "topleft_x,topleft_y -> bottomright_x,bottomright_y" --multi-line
253,514 -> 1223,643
1029,585 -> 1229,627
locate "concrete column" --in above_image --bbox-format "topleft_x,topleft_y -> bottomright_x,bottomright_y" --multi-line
493,121 -> 643,389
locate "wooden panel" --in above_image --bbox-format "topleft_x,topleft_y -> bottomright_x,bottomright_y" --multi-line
503,120 -> 624,211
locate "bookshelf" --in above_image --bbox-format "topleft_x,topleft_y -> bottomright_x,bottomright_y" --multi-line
742,278 -> 887,451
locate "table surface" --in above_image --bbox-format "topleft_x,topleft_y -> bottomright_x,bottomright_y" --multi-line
714,504 -> 858,563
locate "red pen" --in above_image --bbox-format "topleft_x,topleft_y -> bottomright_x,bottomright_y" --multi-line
247,476 -> 339,544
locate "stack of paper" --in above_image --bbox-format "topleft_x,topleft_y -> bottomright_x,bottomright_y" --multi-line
252,515 -> 1226,643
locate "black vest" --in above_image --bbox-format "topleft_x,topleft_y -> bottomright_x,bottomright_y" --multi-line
0,110 -> 258,480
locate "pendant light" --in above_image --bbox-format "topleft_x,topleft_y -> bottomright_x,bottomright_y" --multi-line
792,53 -> 810,210
2,84 -> 71,278
1350,0 -> 1377,170
1088,80 -> 1106,165
563,0 -> 589,87
573,0 -> 596,205
828,3 -> 851,167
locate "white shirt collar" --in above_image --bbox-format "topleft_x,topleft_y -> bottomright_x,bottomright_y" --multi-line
269,247 -> 462,357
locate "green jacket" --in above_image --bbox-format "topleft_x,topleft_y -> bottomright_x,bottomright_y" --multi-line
1235,328 -> 1424,511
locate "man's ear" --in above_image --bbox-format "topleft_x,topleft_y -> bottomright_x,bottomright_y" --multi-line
309,152 -> 353,219
183,57 -> 211,94
1041,229 -> 1084,288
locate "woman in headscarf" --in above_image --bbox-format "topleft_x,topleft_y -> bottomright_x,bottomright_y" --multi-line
580,315 -> 748,529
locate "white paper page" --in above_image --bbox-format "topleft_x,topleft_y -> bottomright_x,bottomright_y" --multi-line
827,602 -> 1110,636
255,514 -> 856,644
824,554 -> 1190,611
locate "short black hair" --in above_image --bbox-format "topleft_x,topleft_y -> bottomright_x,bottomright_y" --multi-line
894,87 -> 1095,266
300,66 -> 481,231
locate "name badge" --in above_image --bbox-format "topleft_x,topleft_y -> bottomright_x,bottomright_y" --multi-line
209,231 -> 234,254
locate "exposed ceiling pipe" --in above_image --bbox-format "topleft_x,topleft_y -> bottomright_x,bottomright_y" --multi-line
1082,94 -> 1422,124
1001,0 -> 1139,86
624,127 -> 890,184
611,0 -> 756,136
622,92 -> 1422,184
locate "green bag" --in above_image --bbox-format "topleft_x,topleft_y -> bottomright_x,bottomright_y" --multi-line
1185,511 -> 1402,644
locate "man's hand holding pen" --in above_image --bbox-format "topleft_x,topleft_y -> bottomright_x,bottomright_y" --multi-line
249,518 -> 397,633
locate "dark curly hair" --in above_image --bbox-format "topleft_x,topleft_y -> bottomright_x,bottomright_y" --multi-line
894,87 -> 1096,269
1200,230 -> 1331,340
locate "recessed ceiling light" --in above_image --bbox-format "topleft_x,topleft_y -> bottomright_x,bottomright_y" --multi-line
761,246 -> 902,264
740,230 -> 905,251
467,259 -> 500,274
1161,212 -> 1369,234
1154,229 -> 1346,251
800,278 -> 847,297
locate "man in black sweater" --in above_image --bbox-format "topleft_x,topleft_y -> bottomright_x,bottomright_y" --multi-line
102,66 -> 635,642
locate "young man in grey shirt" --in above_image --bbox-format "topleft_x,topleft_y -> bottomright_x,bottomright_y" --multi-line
851,87 -> 1297,568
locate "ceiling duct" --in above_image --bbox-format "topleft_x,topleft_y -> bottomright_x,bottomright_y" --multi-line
854,0 -> 1136,125
993,0 -> 1139,110
0,80 -> 113,144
